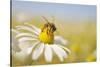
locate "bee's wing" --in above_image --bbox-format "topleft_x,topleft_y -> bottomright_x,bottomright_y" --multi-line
41,16 -> 55,23
41,16 -> 50,23
51,16 -> 55,23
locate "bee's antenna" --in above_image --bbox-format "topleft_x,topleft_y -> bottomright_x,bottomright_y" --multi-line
41,16 -> 50,23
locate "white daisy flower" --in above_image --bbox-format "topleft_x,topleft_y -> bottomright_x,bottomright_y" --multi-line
12,21 -> 70,63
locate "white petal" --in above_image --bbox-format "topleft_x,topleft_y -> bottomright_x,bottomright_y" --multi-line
18,41 -> 40,51
16,25 -> 39,35
18,37 -> 37,42
54,36 -> 68,45
58,45 -> 71,54
32,43 -> 44,60
12,29 -> 20,34
26,41 -> 40,54
15,33 -> 37,38
55,45 -> 68,58
24,23 -> 41,33
18,42 -> 31,50
51,45 -> 65,62
16,41 -> 40,61
44,45 -> 52,62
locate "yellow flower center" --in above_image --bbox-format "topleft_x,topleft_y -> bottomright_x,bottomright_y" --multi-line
39,23 -> 56,44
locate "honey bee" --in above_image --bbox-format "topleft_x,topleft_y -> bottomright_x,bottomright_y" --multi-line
41,16 -> 56,33
39,16 -> 56,44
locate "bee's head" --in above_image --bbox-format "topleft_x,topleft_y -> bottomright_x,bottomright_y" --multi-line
41,22 -> 56,33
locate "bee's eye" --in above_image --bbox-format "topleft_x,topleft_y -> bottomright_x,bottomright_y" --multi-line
50,23 -> 56,32
53,26 -> 56,31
